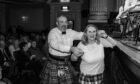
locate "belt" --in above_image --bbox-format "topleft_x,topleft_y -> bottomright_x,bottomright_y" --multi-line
49,53 -> 70,62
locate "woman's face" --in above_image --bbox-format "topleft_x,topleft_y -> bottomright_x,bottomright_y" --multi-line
86,26 -> 97,41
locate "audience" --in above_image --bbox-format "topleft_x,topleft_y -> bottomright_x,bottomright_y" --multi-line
0,23 -> 117,84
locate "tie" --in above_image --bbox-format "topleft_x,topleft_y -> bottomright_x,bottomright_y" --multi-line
62,31 -> 66,35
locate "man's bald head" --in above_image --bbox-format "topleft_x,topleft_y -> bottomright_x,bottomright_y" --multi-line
57,15 -> 67,22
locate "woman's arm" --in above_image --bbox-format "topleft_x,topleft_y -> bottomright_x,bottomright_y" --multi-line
104,36 -> 117,47
99,30 -> 117,48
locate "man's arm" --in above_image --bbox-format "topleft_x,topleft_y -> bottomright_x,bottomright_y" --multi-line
70,29 -> 83,40
71,42 -> 84,61
116,6 -> 124,20
124,0 -> 139,12
124,0 -> 130,11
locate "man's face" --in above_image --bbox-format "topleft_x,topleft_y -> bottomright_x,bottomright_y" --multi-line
57,16 -> 68,32
23,44 -> 29,52
31,41 -> 36,48
0,40 -> 5,49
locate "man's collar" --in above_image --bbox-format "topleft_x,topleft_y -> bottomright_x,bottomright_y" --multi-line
57,27 -> 67,35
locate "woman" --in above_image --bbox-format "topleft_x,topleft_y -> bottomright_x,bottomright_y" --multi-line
71,24 -> 117,84
8,38 -> 20,61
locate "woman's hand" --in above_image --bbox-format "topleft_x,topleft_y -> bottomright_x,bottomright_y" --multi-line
98,30 -> 108,39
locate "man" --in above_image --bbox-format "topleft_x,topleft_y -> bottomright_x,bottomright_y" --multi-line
0,40 -> 12,84
124,0 -> 140,11
116,0 -> 140,20
116,0 -> 140,37
40,15 -> 83,84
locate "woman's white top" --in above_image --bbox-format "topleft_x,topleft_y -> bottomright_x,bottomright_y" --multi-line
78,42 -> 105,75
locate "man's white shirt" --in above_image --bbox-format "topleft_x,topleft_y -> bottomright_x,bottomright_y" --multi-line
48,27 -> 83,56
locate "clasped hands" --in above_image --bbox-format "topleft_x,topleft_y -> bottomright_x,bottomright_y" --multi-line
70,47 -> 84,57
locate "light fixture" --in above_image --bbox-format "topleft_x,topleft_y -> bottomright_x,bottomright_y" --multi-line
61,6 -> 69,12
21,16 -> 29,22
60,0 -> 70,3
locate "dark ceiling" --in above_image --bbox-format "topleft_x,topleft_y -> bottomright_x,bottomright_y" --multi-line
0,0 -> 47,4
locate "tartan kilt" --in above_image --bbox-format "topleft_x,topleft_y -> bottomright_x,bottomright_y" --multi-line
40,56 -> 73,84
79,73 -> 103,84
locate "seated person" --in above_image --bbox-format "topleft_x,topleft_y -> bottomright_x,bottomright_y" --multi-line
14,42 -> 31,73
124,0 -> 140,12
0,67 -> 12,84
116,0 -> 140,20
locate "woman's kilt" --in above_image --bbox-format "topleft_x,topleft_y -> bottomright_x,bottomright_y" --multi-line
40,56 -> 74,84
79,73 -> 103,84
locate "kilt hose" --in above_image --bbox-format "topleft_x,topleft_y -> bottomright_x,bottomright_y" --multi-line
40,54 -> 76,84
79,73 -> 103,84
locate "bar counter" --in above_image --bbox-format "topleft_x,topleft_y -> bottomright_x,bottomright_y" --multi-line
110,40 -> 140,84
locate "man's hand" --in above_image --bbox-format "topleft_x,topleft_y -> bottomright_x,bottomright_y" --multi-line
4,62 -> 9,67
70,47 -> 84,57
30,55 -> 36,60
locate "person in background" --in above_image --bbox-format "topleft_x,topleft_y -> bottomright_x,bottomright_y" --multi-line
14,42 -> 31,74
71,24 -> 117,84
0,40 -> 12,84
0,34 -> 5,41
8,37 -> 20,61
116,0 -> 140,37
28,40 -> 45,75
40,15 -> 83,84
0,67 -> 6,84
124,0 -> 140,11
116,0 -> 140,20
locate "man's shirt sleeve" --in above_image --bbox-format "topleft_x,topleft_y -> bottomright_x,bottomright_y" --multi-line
71,29 -> 83,40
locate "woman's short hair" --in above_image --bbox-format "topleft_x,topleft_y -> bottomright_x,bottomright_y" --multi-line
81,24 -> 100,45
